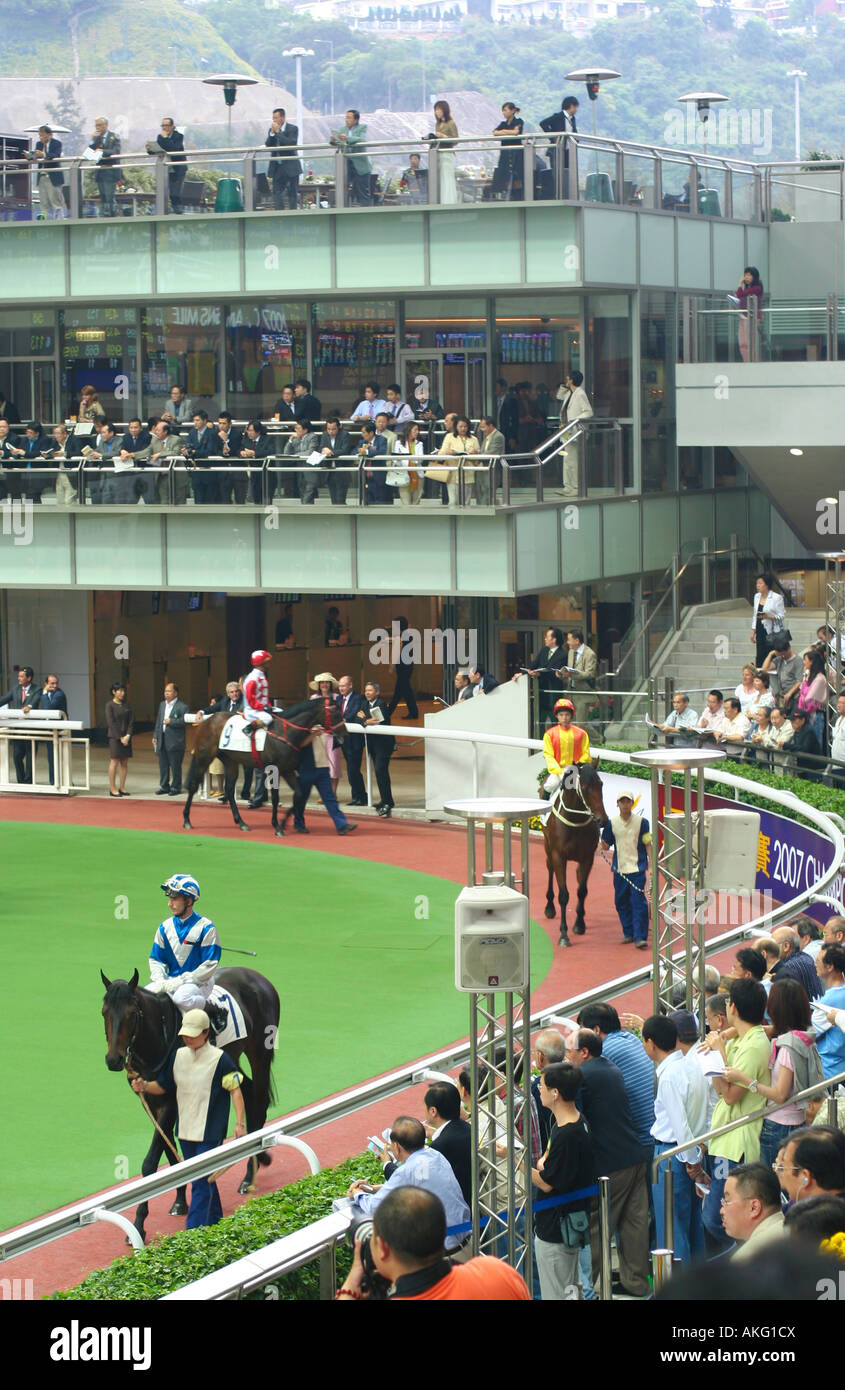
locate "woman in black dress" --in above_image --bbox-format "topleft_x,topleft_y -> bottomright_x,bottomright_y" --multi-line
106,681 -> 133,796
491,103 -> 524,201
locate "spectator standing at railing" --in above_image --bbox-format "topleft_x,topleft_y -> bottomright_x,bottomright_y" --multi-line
491,103 -> 525,201
476,415 -> 504,505
770,926 -> 823,1001
265,107 -> 301,211
427,101 -> 459,205
0,666 -> 36,783
539,94 -> 579,198
47,425 -> 79,505
155,118 -> 187,214
240,420 -> 275,505
359,421 -> 390,505
374,411 -> 397,457
389,420 -> 424,507
281,419 -> 319,504
811,944 -> 845,1081
317,416 -> 354,506
827,690 -> 845,785
293,378 -> 321,423
88,118 -> 121,218
330,110 -> 372,207
798,648 -> 827,749
148,420 -> 188,503
215,411 -> 245,505
557,371 -> 593,496
168,385 -> 193,423
351,382 -> 389,423
272,383 -> 297,422
642,1014 -> 708,1264
530,1061 -> 594,1300
30,125 -> 66,219
186,410 -> 219,504
76,384 -> 106,425
434,414 -> 479,506
385,384 -> 414,427
733,266 -> 764,362
788,707 -> 822,780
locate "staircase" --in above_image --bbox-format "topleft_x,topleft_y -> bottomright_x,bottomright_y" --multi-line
655,600 -> 826,712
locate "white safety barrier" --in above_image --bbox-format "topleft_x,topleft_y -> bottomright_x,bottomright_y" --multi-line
0,710 -> 89,794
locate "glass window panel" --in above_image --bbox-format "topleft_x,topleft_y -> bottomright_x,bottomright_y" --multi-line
586,294 -> 631,419
60,306 -> 138,423
224,302 -> 307,421
141,306 -> 222,419
311,300 -> 395,415
641,290 -> 676,493
494,298 -> 580,437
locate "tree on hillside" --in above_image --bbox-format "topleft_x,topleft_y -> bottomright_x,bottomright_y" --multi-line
46,80 -> 86,151
708,0 -> 734,31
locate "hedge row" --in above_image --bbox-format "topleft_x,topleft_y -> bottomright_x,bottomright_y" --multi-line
54,1151 -> 383,1301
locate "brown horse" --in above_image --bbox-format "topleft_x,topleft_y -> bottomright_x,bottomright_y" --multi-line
101,966 -> 280,1241
543,759 -> 608,947
182,698 -> 346,836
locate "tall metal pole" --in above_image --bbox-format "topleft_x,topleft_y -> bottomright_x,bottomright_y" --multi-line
296,56 -> 304,148
788,70 -> 806,162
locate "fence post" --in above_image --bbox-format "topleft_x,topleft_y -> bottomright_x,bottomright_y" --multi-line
242,152 -> 255,213
69,161 -> 81,220
598,1175 -> 613,1300
522,138 -> 534,202
319,1242 -> 338,1301
155,156 -> 167,216
334,149 -> 346,210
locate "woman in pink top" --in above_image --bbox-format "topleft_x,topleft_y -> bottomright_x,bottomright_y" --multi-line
726,979 -> 820,1169
735,266 -> 763,362
310,673 -> 343,792
798,649 -> 827,747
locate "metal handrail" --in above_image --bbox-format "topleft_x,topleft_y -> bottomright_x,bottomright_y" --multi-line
1,740 -> 840,1268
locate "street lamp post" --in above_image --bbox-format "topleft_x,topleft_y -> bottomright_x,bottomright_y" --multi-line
787,69 -> 807,162
309,39 -> 336,116
202,72 -> 259,148
283,47 -> 315,144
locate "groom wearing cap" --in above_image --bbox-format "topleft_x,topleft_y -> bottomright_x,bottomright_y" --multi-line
131,1008 -> 247,1227
601,791 -> 652,949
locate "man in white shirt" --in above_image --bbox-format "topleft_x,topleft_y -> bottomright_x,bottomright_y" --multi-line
827,690 -> 845,784
351,382 -> 389,422
660,692 -> 698,743
697,689 -> 726,739
720,1163 -> 785,1261
714,697 -> 751,745
643,1014 -> 708,1263
557,370 -> 593,496
385,383 -> 414,426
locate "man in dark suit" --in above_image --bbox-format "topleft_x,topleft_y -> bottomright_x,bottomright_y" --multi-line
469,665 -> 499,697
32,672 -> 68,783
316,417 -> 354,506
337,674 -> 368,805
514,626 -> 568,722
272,385 -> 297,422
0,665 -> 37,782
454,671 -> 473,702
186,411 -> 220,504
31,125 -> 66,219
361,681 -> 394,815
266,108 -> 301,210
359,423 -> 390,505
18,423 -> 52,503
293,379 -> 322,423
153,680 -> 189,794
387,615 -> 419,721
215,411 -> 245,505
424,1082 -> 472,1206
539,94 -> 578,198
155,117 -> 187,213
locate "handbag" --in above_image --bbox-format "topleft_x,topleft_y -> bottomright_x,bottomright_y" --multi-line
386,464 -> 410,487
425,465 -> 452,483
559,1208 -> 590,1249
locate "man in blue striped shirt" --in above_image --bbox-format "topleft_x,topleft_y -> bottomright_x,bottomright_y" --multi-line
577,1003 -> 655,1151
347,1117 -> 470,1253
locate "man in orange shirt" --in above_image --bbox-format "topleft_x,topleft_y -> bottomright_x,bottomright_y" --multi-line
336,1188 -> 530,1301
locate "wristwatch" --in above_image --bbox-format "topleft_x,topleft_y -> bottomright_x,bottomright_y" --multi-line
748,1078 -> 758,1093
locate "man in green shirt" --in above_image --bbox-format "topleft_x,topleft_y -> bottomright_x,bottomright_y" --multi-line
700,978 -> 771,1250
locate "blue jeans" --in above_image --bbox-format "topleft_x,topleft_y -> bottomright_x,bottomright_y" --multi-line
760,1118 -> 800,1171
653,1142 -> 705,1264
296,766 -> 349,832
180,1138 -> 223,1227
701,1153 -> 741,1251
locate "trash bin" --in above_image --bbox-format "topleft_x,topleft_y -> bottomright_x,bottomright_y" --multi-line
698,188 -> 722,218
215,177 -> 244,213
584,172 -> 613,204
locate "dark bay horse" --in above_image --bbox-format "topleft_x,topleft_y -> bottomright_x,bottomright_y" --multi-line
543,759 -> 608,948
183,698 -> 346,836
101,966 -> 280,1241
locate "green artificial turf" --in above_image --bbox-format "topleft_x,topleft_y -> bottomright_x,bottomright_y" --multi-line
3,823 -> 552,1228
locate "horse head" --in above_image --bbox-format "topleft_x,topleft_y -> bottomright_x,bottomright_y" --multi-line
101,968 -> 140,1071
577,758 -> 609,825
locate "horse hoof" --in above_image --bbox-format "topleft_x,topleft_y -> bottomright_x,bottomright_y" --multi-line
572,923 -> 586,936
238,1180 -> 257,1195
169,1199 -> 188,1217
544,906 -> 556,919
274,828 -> 285,838
558,935 -> 571,948
239,823 -> 251,833
182,821 -> 191,831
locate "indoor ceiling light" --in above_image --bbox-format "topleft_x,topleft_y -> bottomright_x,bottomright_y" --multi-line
789,448 -> 804,456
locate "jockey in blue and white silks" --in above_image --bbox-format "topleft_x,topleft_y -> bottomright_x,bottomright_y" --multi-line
148,873 -> 221,1015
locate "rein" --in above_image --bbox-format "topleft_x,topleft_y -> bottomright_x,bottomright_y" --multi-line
550,771 -> 602,829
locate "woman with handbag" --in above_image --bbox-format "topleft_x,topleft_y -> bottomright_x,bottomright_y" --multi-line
750,572 -> 785,669
798,648 -> 827,748
430,415 -> 479,506
389,420 -> 424,506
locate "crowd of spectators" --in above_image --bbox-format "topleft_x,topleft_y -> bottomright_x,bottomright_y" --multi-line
0,371 -> 584,509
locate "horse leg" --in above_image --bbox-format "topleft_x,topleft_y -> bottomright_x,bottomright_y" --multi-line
280,770 -> 302,835
270,774 -> 283,838
227,762 -> 250,832
558,862 -> 571,947
544,865 -> 557,920
182,753 -> 199,830
572,853 -> 594,936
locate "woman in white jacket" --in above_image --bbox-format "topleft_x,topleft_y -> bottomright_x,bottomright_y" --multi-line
556,370 -> 593,496
388,420 -> 425,506
751,573 -> 785,668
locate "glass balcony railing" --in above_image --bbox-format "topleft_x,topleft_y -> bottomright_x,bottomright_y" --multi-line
680,294 -> 842,364
0,132 -> 776,225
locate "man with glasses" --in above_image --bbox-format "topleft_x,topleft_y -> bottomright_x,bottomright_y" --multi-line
719,1163 -> 785,1260
774,1127 -> 845,1203
155,117 -> 187,214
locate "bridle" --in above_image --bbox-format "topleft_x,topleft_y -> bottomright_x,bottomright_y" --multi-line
550,767 -> 604,828
121,993 -> 180,1078
262,700 -> 343,751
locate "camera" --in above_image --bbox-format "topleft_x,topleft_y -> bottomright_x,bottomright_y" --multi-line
346,1215 -> 392,1300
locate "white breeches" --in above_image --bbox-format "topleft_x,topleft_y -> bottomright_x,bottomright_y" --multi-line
171,980 -> 213,1012
544,773 -> 562,794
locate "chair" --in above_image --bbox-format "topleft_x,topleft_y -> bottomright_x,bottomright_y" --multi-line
181,180 -> 206,212
698,188 -> 722,218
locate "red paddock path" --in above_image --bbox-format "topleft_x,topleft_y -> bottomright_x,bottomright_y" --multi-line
0,795 -> 743,1297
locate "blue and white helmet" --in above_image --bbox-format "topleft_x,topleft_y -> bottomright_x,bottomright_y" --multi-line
161,873 -> 200,902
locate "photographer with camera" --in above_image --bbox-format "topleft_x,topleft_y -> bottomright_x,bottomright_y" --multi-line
336,1188 -> 530,1301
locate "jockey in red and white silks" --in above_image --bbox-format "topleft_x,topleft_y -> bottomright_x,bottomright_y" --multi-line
243,650 -> 274,727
